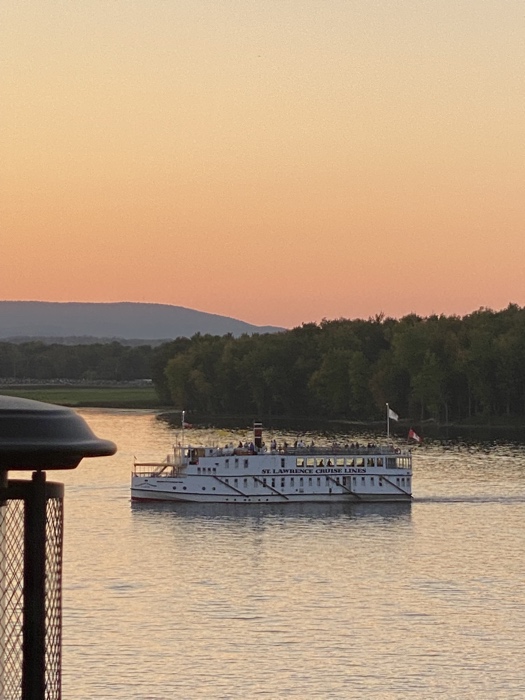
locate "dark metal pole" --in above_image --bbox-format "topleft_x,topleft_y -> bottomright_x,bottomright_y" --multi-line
22,471 -> 47,700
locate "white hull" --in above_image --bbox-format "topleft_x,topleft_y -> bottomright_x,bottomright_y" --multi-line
131,487 -> 411,504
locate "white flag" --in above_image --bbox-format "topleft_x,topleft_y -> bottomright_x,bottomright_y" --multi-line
388,408 -> 399,421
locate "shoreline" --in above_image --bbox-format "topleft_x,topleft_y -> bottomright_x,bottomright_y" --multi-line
1,386 -> 524,438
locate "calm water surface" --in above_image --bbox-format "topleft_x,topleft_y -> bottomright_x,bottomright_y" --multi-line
35,411 -> 525,699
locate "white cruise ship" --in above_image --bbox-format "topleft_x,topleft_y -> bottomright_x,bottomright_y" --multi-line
131,422 -> 412,504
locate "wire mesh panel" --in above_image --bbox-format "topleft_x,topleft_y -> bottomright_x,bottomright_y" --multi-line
1,497 -> 25,699
0,479 -> 64,700
44,496 -> 63,700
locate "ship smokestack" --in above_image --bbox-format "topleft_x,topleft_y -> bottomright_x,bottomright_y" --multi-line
254,422 -> 263,449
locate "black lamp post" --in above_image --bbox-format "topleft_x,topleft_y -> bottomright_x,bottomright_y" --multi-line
0,396 -> 116,700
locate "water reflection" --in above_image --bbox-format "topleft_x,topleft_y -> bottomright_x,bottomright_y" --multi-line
131,499 -> 412,523
156,410 -> 525,445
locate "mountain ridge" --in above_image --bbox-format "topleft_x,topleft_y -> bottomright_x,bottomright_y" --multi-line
0,301 -> 284,342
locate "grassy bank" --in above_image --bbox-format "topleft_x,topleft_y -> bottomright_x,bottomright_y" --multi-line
0,385 -> 161,409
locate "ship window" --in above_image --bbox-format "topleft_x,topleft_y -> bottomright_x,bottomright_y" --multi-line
290,477 -> 294,486
281,458 -> 285,468
308,477 -> 312,486
296,458 -> 305,468
271,478 -> 275,487
327,459 -> 333,467
202,487 -> 206,490
317,458 -> 324,467
337,458 -> 344,467
244,459 -> 249,468
317,477 -> 321,486
225,478 -> 229,484
325,477 -> 330,484
377,458 -> 383,467
352,477 -> 356,485
371,477 -> 374,485
361,477 -> 365,484
263,478 -> 267,485
197,468 -> 201,474
356,458 -> 364,467
234,479 -> 238,486
346,458 -> 354,467
342,477 -> 347,486
243,479 -> 248,487
235,459 -> 239,468
225,459 -> 229,467
213,468 -> 216,473
281,478 -> 285,488
307,458 -> 315,467
299,477 -> 303,486
367,458 -> 375,467
379,480 -> 383,486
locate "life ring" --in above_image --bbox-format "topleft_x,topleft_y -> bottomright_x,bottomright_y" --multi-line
395,448 -> 401,454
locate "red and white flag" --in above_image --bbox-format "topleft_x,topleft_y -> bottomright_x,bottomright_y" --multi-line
408,429 -> 421,443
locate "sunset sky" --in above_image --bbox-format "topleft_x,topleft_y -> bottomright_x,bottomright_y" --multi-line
2,1 -> 524,329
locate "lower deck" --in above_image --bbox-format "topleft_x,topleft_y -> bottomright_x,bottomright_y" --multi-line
131,468 -> 412,503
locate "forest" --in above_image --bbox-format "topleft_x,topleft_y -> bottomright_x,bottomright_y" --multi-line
2,305 -> 525,424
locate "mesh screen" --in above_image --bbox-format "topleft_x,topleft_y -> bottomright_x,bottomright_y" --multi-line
45,496 -> 63,700
1,499 -> 25,700
0,485 -> 64,700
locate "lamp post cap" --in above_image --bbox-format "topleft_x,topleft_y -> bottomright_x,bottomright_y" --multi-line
0,395 -> 117,471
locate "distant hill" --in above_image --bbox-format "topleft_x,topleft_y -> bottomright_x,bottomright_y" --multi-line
0,302 -> 284,343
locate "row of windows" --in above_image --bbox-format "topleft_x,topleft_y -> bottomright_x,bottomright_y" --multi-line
220,476 -> 411,489
295,457 -> 385,468
172,476 -> 410,492
196,456 -> 408,473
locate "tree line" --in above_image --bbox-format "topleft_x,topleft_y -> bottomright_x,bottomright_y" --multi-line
2,305 -> 525,423
155,304 -> 525,423
0,341 -> 153,382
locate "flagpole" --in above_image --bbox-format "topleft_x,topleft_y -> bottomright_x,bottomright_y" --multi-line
182,409 -> 185,446
386,403 -> 390,439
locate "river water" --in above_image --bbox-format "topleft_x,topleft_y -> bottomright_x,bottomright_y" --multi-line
32,410 -> 525,698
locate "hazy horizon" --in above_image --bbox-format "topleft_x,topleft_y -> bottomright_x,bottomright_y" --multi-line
0,297 -> 520,332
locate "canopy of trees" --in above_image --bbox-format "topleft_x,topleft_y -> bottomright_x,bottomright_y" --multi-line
157,305 -> 525,423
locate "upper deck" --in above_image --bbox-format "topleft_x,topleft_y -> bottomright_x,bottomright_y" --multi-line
133,442 -> 412,478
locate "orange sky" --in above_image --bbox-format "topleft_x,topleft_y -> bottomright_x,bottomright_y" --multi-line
2,1 -> 524,329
